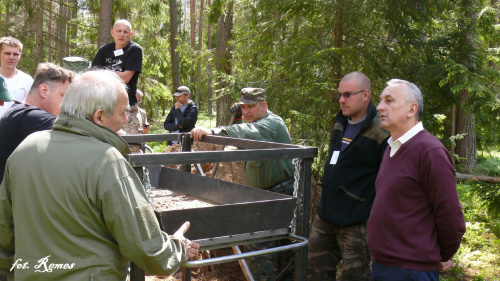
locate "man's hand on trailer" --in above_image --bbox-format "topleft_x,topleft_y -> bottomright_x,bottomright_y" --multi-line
173,221 -> 200,261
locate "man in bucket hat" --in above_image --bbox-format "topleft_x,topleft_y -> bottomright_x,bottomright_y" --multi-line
191,87 -> 294,280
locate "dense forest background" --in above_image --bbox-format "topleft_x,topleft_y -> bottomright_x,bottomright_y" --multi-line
1,0 -> 499,175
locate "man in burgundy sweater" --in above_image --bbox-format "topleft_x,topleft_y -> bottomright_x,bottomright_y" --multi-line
367,79 -> 466,281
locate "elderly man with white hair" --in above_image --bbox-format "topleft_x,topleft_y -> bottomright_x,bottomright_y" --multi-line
0,70 -> 198,280
367,79 -> 466,281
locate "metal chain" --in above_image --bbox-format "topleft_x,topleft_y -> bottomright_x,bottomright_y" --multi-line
142,166 -> 152,204
290,158 -> 301,234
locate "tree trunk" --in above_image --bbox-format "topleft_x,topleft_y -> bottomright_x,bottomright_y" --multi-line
3,0 -> 11,33
35,0 -> 44,60
329,0 -> 343,138
456,0 -> 478,171
48,0 -> 53,62
214,1 -> 233,126
456,89 -> 477,170
195,0 -> 204,109
97,0 -> 113,49
29,0 -> 36,40
451,104 -> 456,164
456,172 -> 500,183
64,0 -> 71,56
207,0 -> 213,115
59,0 -> 68,63
169,0 -> 181,93
489,0 -> 498,68
70,0 -> 77,52
190,0 -> 196,48
190,0 -> 196,96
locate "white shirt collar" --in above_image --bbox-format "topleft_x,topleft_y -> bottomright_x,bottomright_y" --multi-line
387,122 -> 424,157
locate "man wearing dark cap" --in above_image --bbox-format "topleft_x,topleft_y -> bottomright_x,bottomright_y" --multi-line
191,87 -> 294,280
192,87 -> 293,191
164,86 -> 198,143
0,76 -> 14,106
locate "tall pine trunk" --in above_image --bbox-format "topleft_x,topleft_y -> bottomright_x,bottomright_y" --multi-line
329,0 -> 343,139
189,0 -> 196,94
169,0 -> 181,93
58,0 -> 68,64
456,0 -> 478,171
207,0 -> 213,115
195,0 -> 204,109
97,0 -> 112,49
214,1 -> 233,126
48,0 -> 53,62
35,0 -> 44,60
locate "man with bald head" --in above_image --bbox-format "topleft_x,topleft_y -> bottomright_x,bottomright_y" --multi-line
92,19 -> 143,106
308,71 -> 389,280
0,70 -> 198,280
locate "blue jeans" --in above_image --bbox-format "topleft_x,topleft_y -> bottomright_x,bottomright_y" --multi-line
370,260 -> 439,281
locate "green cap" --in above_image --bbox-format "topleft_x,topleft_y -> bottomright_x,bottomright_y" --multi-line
0,76 -> 14,102
239,88 -> 267,104
63,56 -> 90,73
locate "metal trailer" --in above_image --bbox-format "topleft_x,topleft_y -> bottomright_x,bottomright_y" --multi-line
122,133 -> 317,281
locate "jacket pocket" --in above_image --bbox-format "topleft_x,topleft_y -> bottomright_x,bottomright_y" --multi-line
340,186 -> 365,202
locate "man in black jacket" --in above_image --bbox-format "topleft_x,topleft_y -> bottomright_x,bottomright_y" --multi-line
164,86 -> 198,143
308,72 -> 390,281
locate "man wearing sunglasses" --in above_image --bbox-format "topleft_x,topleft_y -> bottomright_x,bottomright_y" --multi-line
308,71 -> 389,280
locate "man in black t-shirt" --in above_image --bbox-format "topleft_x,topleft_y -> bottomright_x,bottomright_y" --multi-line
91,19 -> 143,106
0,63 -> 74,183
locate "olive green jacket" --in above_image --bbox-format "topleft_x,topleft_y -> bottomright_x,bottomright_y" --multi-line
215,111 -> 294,189
0,114 -> 185,280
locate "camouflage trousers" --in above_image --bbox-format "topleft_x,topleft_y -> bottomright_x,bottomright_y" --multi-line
307,215 -> 371,281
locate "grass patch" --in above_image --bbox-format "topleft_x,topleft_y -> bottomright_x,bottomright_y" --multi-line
441,182 -> 500,280
474,151 -> 500,177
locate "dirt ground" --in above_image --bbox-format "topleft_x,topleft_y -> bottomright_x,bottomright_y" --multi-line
142,141 -> 321,281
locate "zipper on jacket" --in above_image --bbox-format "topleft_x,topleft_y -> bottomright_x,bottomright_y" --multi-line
340,186 -> 365,202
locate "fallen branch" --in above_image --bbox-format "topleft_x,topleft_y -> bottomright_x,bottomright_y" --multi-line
456,173 -> 500,183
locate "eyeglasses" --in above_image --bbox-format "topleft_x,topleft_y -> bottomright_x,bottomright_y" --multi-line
336,89 -> 365,99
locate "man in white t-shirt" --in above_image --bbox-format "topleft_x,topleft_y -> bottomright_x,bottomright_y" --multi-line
0,36 -> 33,118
